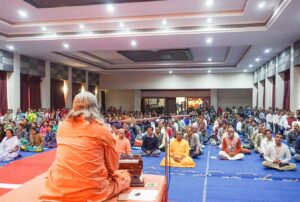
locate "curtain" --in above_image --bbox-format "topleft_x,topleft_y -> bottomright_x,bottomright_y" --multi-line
0,71 -> 8,116
72,82 -> 82,101
30,76 -> 41,109
51,79 -> 65,110
88,85 -> 96,95
20,74 -> 30,111
20,74 -> 41,111
283,71 -> 290,110
272,77 -> 275,109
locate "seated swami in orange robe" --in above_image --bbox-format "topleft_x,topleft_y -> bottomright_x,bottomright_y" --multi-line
160,130 -> 195,168
39,92 -> 131,202
116,128 -> 132,156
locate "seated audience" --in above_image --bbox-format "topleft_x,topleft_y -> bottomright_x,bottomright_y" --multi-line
0,124 -> 5,142
21,127 -> 44,152
0,129 -> 20,161
294,135 -> 300,162
15,124 -> 28,145
259,129 -> 275,159
287,123 -> 300,155
254,127 -> 266,153
44,125 -> 57,148
219,127 -> 244,160
183,126 -> 201,158
141,126 -> 160,157
154,127 -> 166,152
115,128 -> 132,156
160,130 -> 195,168
263,133 -> 296,171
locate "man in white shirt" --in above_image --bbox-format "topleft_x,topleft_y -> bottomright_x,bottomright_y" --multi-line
279,111 -> 288,136
272,111 -> 280,133
266,111 -> 273,131
263,133 -> 296,171
260,129 -> 275,159
0,129 -> 20,161
236,116 -> 243,134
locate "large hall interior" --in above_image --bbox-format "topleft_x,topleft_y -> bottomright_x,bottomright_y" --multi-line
0,0 -> 300,202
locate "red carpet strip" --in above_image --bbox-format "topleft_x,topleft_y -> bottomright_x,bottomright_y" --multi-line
0,150 -> 56,195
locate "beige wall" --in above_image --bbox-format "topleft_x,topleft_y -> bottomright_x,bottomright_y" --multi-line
106,90 -> 134,111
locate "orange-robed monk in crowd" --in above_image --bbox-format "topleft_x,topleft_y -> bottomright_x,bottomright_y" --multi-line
39,92 -> 131,202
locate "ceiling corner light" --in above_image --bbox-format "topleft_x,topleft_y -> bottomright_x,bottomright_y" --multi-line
255,57 -> 260,62
258,1 -> 266,9
6,45 -> 14,51
130,40 -> 137,47
63,43 -> 69,49
106,4 -> 115,13
17,9 -> 28,18
206,18 -> 212,23
119,22 -> 124,27
206,37 -> 213,44
162,19 -> 167,25
264,48 -> 271,53
206,0 -> 214,7
243,69 -> 248,73
208,57 -> 212,62
41,26 -> 47,31
79,24 -> 85,29
249,64 -> 253,68
169,70 -> 173,74
208,69 -> 211,73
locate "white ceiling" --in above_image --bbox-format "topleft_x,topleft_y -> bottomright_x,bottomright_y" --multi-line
0,0 -> 299,74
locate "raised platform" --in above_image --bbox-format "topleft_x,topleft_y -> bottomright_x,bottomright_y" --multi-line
0,173 -> 166,202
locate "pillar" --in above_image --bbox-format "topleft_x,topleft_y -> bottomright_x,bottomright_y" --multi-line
258,81 -> 264,108
252,84 -> 258,108
7,53 -> 20,113
210,89 -> 218,108
265,77 -> 273,109
65,66 -> 72,108
41,61 -> 51,108
134,90 -> 142,111
275,56 -> 284,108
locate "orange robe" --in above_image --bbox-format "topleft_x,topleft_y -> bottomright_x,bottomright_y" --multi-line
116,137 -> 132,156
39,117 -> 130,202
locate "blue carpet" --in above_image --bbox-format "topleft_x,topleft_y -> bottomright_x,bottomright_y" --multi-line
205,177 -> 300,202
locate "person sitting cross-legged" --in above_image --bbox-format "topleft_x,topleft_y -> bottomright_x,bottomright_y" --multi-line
160,130 -> 195,168
21,127 -> 44,152
115,128 -> 132,157
287,123 -> 300,155
219,127 -> 244,160
141,126 -> 160,157
0,129 -> 20,161
294,135 -> 300,162
263,133 -> 296,171
44,125 -> 57,148
183,126 -> 202,158
259,129 -> 275,159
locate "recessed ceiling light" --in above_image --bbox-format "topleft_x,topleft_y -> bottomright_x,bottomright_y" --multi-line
206,37 -> 213,44
17,9 -> 28,18
208,57 -> 212,62
244,69 -> 248,73
249,64 -> 253,68
258,1 -> 266,9
41,26 -> 47,31
63,43 -> 69,49
162,19 -> 167,25
106,4 -> 115,13
169,70 -> 173,74
6,45 -> 14,51
208,70 -> 211,73
255,58 -> 260,62
206,0 -> 214,7
79,24 -> 85,29
131,40 -> 137,47
206,18 -> 212,23
264,48 -> 271,53
119,22 -> 124,27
